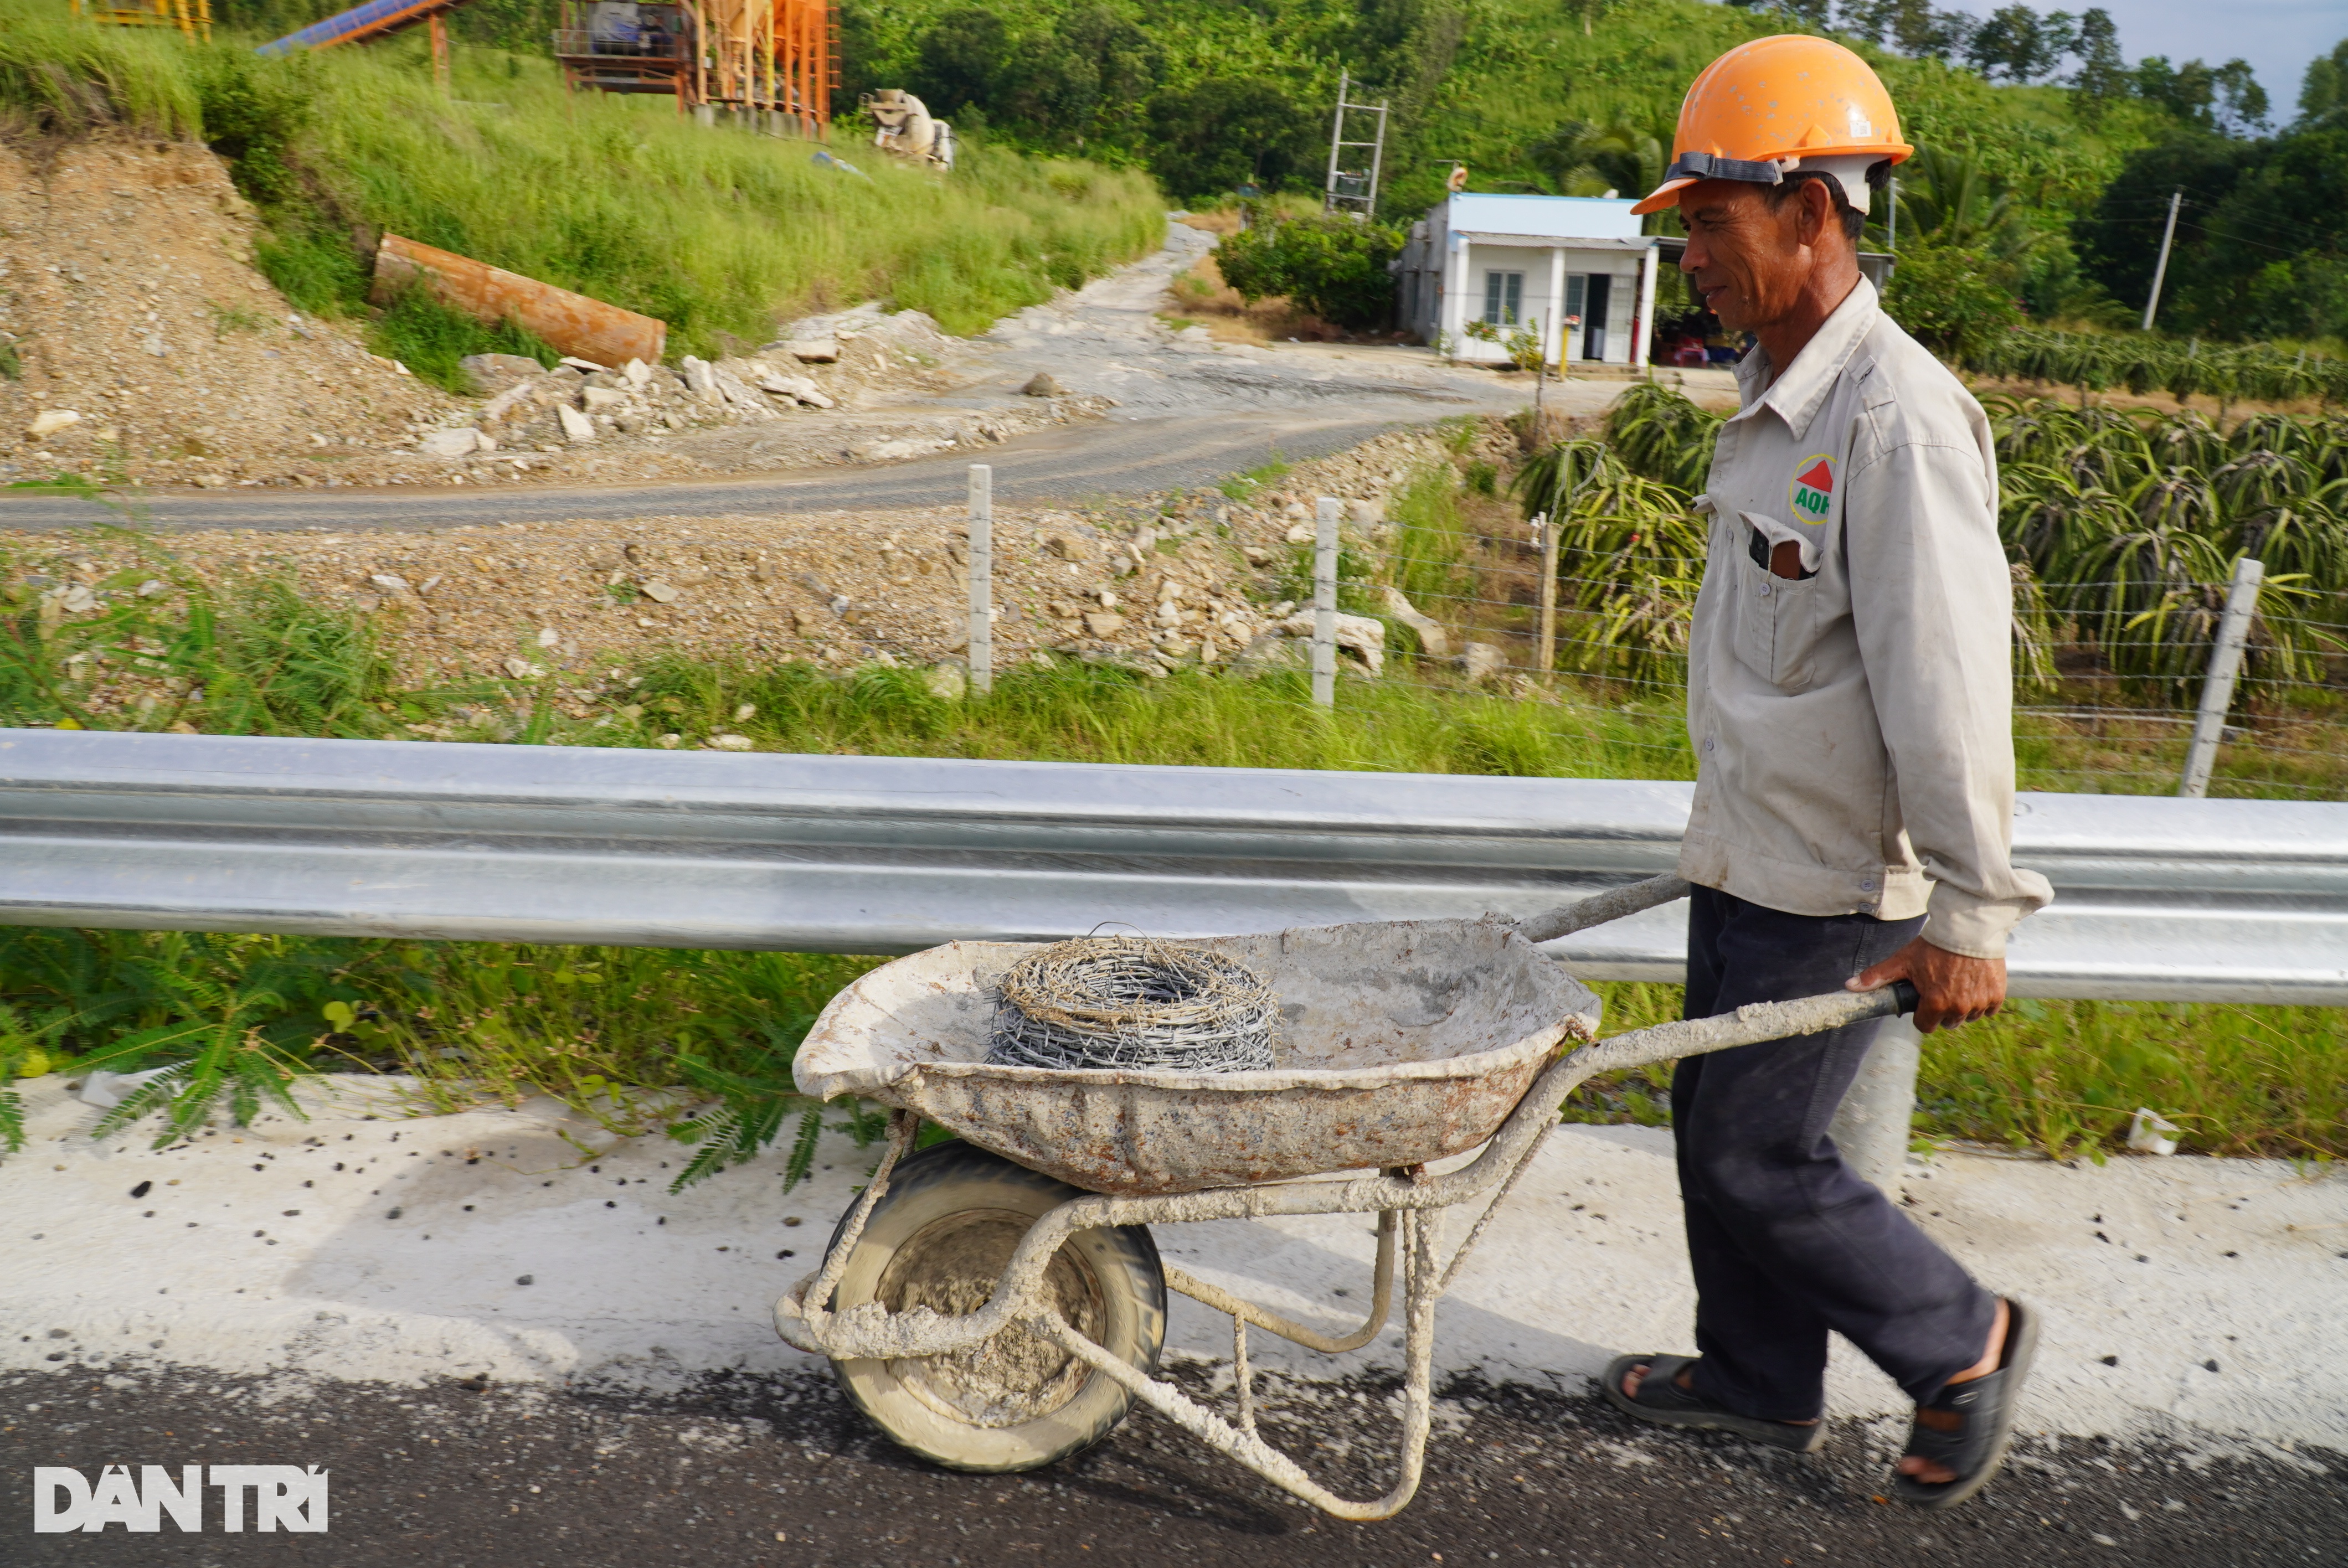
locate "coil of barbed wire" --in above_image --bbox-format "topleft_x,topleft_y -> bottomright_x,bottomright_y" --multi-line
985,936 -> 1280,1072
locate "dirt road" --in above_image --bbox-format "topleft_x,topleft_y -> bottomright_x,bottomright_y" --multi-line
0,409 -> 1430,533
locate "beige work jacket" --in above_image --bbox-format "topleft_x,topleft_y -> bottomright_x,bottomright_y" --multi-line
1677,275 -> 2052,960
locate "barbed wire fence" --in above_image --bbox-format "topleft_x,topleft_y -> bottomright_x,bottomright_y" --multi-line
958,461 -> 2347,804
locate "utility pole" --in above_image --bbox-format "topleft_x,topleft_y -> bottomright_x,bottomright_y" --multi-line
1322,70 -> 1389,221
2142,188 -> 2182,332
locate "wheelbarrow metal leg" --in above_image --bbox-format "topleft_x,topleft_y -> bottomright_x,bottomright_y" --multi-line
1165,1208 -> 1398,1354
1032,1201 -> 1446,1522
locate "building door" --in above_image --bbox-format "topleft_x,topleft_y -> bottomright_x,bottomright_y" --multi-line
1482,270 -> 1524,325
1582,274 -> 1612,360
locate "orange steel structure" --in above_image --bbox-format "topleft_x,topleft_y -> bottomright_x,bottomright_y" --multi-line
71,0 -> 211,40
553,0 -> 833,136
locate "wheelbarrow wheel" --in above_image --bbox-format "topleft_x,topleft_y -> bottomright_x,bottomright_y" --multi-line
821,1139 -> 1166,1473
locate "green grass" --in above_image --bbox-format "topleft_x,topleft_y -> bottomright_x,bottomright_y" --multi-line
0,541 -> 2337,1175
2,3 -> 1166,372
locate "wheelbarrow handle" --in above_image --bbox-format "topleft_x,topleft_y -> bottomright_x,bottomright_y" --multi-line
1513,873 -> 1692,945
1554,978 -> 1920,1083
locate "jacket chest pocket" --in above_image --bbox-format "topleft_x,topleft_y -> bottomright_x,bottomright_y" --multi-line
1731,513 -> 1824,690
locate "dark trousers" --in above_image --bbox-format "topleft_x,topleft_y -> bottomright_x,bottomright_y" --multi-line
1674,886 -> 1996,1421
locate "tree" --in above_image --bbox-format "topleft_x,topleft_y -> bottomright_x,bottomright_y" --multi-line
909,8 -> 1011,120
2069,8 -> 2127,113
1966,6 -> 2073,84
2298,37 -> 2348,128
1148,79 -> 1318,200
2135,56 -> 2270,137
2073,135 -> 2248,314
1896,145 -> 2044,264
1000,6 -> 1160,146
1526,114 -> 1672,220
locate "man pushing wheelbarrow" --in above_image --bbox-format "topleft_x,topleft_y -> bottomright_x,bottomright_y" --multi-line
1598,34 -> 2052,1509
780,31 -> 2051,1525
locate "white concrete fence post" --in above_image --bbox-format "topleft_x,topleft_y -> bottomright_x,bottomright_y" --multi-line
1311,495 -> 1341,709
2179,555 -> 2265,798
966,463 -> 993,697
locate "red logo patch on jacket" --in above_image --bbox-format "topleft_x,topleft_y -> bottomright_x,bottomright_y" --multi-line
1788,454 -> 1835,524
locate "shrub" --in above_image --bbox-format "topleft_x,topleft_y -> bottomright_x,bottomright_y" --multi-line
1882,241 -> 2025,362
1215,209 -> 1403,330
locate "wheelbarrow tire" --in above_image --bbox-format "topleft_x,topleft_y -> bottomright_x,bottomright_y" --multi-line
821,1139 -> 1165,1474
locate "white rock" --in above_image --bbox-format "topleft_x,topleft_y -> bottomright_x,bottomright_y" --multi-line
581,387 -> 625,411
924,663 -> 967,701
852,436 -> 953,462
1346,497 -> 1386,526
558,355 -> 610,373
27,409 -> 81,439
2127,1107 -> 2182,1156
640,579 -> 680,604
1084,611 -> 1126,638
537,626 -> 562,648
706,734 -> 755,751
622,358 -> 654,388
503,657 -> 547,679
1274,611 -> 1387,675
58,585 -> 97,614
755,372 -> 836,409
1459,642 -> 1508,684
680,357 -> 720,399
368,573 -> 410,592
786,338 -> 840,363
1378,585 -> 1450,659
420,427 -> 482,458
558,405 -> 596,444
1284,522 -> 1314,544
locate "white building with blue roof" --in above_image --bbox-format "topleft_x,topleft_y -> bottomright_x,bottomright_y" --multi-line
1395,192 -> 1662,369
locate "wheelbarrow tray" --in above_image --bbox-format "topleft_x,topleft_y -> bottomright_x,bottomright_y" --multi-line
792,917 -> 1602,1196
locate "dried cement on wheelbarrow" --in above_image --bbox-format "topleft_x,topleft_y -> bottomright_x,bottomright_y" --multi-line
794,917 -> 1603,1196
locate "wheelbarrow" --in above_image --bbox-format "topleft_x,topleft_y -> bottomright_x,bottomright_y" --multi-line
773,874 -> 1918,1520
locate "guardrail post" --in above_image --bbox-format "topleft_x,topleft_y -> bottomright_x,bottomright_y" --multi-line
1312,496 -> 1340,709
967,463 -> 993,697
2178,555 -> 2264,798
1828,1015 -> 1920,1194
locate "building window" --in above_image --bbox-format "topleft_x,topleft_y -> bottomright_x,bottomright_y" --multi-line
1481,270 -> 1523,326
1564,274 -> 1587,329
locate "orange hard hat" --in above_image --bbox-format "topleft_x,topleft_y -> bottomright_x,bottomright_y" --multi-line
1631,34 -> 1914,215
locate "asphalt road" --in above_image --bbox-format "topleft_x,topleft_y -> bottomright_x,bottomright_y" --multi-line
0,410 -> 1423,534
6,1364 -> 2341,1567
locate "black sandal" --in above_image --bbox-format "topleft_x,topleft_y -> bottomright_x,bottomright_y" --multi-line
1599,1353 -> 1825,1453
1893,1297 -> 2040,1509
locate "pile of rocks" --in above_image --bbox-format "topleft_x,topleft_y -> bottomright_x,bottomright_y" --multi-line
0,141 -> 453,491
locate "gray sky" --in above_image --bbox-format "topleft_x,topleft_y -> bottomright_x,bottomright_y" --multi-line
1939,0 -> 2342,121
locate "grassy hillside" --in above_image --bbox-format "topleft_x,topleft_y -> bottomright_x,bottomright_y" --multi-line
0,3 -> 1166,363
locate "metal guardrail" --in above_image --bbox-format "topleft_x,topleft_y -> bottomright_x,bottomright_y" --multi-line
0,729 -> 2342,1004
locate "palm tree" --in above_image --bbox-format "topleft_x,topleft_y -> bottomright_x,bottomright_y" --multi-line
1525,111 -> 1674,232
1892,145 -> 2043,265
